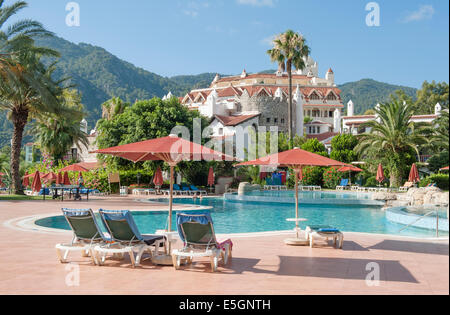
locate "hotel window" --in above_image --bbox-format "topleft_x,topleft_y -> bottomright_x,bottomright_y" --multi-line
308,127 -> 312,134
310,92 -> 320,100
274,118 -> 278,123
218,128 -> 223,135
317,127 -> 321,134
329,111 -> 333,117
281,118 -> 285,124
327,93 -> 337,101
266,118 -> 271,123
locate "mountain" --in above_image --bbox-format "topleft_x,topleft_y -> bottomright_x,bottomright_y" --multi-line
0,36 -> 419,147
339,79 -> 417,114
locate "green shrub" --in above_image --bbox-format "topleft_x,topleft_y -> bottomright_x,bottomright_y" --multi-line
419,174 -> 449,190
364,176 -> 378,188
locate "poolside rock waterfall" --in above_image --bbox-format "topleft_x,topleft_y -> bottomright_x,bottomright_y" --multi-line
378,187 -> 449,209
238,182 -> 261,195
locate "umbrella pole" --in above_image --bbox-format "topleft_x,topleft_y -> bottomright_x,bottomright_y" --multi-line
295,169 -> 299,238
169,165 -> 174,233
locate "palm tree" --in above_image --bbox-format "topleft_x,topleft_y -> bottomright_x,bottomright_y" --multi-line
355,100 -> 430,187
432,110 -> 449,152
0,1 -> 60,194
32,89 -> 88,161
267,30 -> 310,141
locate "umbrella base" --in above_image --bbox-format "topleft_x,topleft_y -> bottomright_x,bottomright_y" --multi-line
284,238 -> 309,246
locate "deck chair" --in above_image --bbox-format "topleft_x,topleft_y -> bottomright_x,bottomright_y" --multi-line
336,179 -> 349,191
172,212 -> 233,272
95,210 -> 166,267
190,185 -> 208,196
305,225 -> 344,249
56,209 -> 111,264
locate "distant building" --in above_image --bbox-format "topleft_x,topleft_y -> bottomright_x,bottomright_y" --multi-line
342,102 -> 442,135
174,56 -> 344,145
66,119 -> 99,163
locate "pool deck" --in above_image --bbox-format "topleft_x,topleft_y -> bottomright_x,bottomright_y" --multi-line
0,196 -> 448,295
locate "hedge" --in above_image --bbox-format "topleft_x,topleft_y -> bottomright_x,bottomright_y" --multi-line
419,174 -> 449,191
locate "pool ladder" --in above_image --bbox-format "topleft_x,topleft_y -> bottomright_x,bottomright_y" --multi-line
398,210 -> 441,238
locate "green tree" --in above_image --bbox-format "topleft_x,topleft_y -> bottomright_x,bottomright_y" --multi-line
32,89 -> 88,161
301,138 -> 328,157
96,97 -> 209,169
267,30 -> 310,141
0,1 -> 61,194
330,134 -> 358,163
431,110 -> 449,152
356,99 -> 430,187
414,81 -> 449,114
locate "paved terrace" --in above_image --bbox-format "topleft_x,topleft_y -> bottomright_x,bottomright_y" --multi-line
0,196 -> 448,295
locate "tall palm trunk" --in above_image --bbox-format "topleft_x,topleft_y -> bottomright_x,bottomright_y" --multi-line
10,105 -> 28,195
287,60 -> 293,144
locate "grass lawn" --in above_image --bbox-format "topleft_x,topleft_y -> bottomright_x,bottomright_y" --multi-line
0,194 -> 44,201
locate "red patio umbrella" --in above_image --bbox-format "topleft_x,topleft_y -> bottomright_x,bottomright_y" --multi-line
56,172 -> 63,185
237,148 -> 348,245
63,172 -> 71,185
153,167 -> 164,187
60,164 -> 89,172
92,135 -> 232,264
41,172 -> 57,184
408,163 -> 420,183
31,171 -> 42,193
207,167 -> 215,189
440,166 -> 449,172
338,166 -> 363,186
22,171 -> 30,188
376,164 -> 385,184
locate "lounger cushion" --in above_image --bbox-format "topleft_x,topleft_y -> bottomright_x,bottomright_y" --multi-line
318,228 -> 341,233
142,235 -> 166,246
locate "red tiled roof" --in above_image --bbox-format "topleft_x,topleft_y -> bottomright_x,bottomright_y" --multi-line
411,115 -> 437,119
218,86 -> 242,97
344,121 -> 367,126
214,114 -> 260,126
306,132 -> 338,142
213,73 -> 309,85
342,115 -> 376,119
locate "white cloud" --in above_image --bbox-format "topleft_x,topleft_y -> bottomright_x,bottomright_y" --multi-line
402,5 -> 435,23
183,10 -> 199,18
237,0 -> 275,7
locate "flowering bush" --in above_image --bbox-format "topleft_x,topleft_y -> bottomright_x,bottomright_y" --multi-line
323,167 -> 342,189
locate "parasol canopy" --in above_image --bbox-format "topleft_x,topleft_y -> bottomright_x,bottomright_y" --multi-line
41,172 -> 57,183
153,167 -> 164,187
56,172 -> 63,185
60,164 -> 89,172
338,166 -> 363,173
376,164 -> 385,184
208,167 -> 215,187
22,171 -> 30,187
63,172 -> 71,185
440,166 -> 449,171
31,171 -> 42,193
408,163 -> 420,183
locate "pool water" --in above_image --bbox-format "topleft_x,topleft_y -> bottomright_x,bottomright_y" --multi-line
35,196 -> 448,238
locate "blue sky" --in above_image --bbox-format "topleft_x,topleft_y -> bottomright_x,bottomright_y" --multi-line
12,0 -> 450,88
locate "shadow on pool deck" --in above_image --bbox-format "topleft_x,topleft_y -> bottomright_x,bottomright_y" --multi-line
174,256 -> 418,283
369,240 -> 449,256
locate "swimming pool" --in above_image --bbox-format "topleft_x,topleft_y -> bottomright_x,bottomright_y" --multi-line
35,194 -> 448,238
